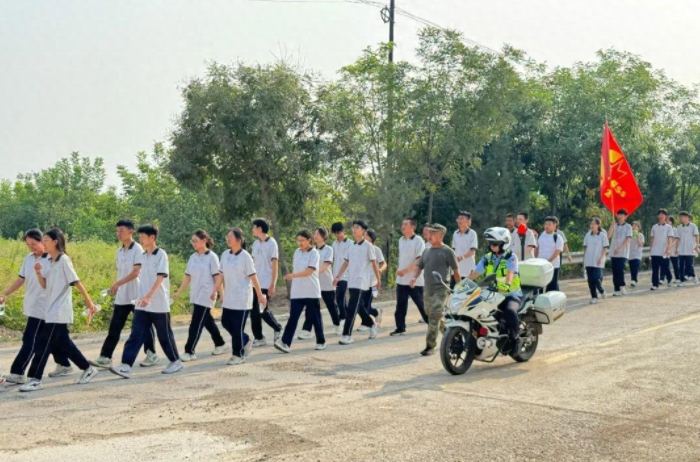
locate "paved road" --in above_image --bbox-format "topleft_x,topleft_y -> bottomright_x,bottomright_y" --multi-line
1,274 -> 700,461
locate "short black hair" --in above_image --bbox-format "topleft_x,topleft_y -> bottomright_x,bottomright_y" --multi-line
252,218 -> 270,234
137,224 -> 159,238
667,216 -> 675,224
679,211 -> 692,219
331,222 -> 345,233
544,216 -> 557,224
422,222 -> 431,229
616,209 -> 629,216
657,208 -> 668,216
505,213 -> 516,220
297,229 -> 313,240
116,219 -> 135,230
24,228 -> 43,242
517,212 -> 529,220
366,228 -> 378,242
352,219 -> 369,231
458,211 -> 472,219
402,217 -> 417,229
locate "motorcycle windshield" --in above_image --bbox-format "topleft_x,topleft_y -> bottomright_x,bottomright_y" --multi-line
454,279 -> 479,294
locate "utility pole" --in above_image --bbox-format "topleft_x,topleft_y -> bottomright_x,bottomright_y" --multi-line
388,0 -> 395,63
381,0 -> 396,286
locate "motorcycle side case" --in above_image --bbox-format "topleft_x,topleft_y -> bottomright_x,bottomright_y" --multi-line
531,291 -> 566,324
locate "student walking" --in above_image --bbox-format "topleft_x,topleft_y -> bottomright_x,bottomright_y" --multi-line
676,211 -> 699,286
20,228 -> 99,392
649,209 -> 675,290
331,222 -> 352,323
392,218 -> 429,336
536,216 -> 564,292
90,219 -> 157,369
0,229 -> 71,385
249,219 -> 283,347
608,209 -> 633,296
172,230 -> 227,362
213,228 -> 267,365
667,216 -> 682,286
452,211 -> 478,287
628,221 -> 645,287
583,218 -> 609,303
275,230 -> 325,353
358,229 -> 386,330
109,224 -> 183,379
505,213 -> 537,261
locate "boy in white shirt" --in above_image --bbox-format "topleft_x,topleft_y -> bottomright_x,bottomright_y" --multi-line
536,216 -> 564,292
649,209 -> 675,290
452,211 -> 478,286
677,211 -> 699,286
249,218 -> 283,346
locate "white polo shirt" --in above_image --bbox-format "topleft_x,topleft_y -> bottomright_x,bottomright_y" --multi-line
185,250 -> 220,308
583,231 -> 610,268
115,241 -> 143,306
611,223 -> 633,259
42,253 -> 80,324
396,234 -> 425,287
137,248 -> 170,313
370,245 -> 385,287
220,249 -> 256,310
537,232 -> 565,269
251,236 -> 278,289
290,248 -> 321,299
18,252 -> 50,319
317,245 -> 335,292
332,238 -> 352,281
677,223 -> 699,256
629,232 -> 645,261
452,228 -> 478,277
508,228 -> 538,261
344,239 -> 376,291
650,224 -> 674,257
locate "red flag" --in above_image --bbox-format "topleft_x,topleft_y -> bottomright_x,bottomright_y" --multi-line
600,123 -> 643,215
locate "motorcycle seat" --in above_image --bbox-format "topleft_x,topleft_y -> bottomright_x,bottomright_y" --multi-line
518,287 -> 541,313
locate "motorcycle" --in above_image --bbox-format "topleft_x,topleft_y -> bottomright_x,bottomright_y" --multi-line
433,258 -> 566,375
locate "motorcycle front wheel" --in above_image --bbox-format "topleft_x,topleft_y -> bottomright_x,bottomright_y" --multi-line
440,326 -> 476,375
513,321 -> 539,363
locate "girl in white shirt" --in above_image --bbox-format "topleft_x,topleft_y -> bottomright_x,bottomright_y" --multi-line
667,216 -> 682,285
21,228 -> 99,392
629,221 -> 645,287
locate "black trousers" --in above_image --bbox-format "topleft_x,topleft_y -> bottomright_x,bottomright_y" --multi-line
651,256 -> 672,287
28,323 -> 90,380
335,280 -> 348,321
11,316 -> 70,375
100,304 -> 156,359
585,267 -> 606,299
670,256 -> 681,281
394,284 -> 428,332
250,289 -> 282,340
122,310 -> 179,366
498,296 -> 521,343
184,304 -> 225,354
303,290 -> 341,331
611,257 -> 627,291
546,268 -> 560,292
222,309 -> 250,358
342,288 -> 373,336
283,298 -> 325,347
629,259 -> 641,283
362,289 -> 379,319
679,255 -> 696,281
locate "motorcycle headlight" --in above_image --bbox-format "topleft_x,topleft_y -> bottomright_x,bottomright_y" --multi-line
448,297 -> 463,314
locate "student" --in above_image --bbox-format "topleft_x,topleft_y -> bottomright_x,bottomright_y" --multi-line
172,229 -> 227,362
20,228 -> 99,392
213,228 -> 267,365
90,219 -> 157,369
505,213 -> 537,261
333,219 -> 381,345
0,229 -> 71,384
583,218 -> 609,303
358,229 -> 386,329
249,219 -> 283,347
649,209 -> 675,291
331,222 -> 352,324
422,223 -> 432,242
298,227 -> 343,339
628,221 -> 645,287
677,212 -> 699,286
536,216 -> 564,292
452,211 -> 478,287
667,216 -> 682,286
607,209 -> 633,296
392,218 -> 429,336
554,218 -> 573,264
109,224 -> 183,379
275,230 -> 325,353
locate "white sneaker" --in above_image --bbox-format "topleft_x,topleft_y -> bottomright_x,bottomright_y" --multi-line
89,356 -> 112,368
244,339 -> 253,357
19,379 -> 43,392
315,343 -> 327,350
227,356 -> 245,366
613,291 -> 622,297
180,353 -> 197,362
48,365 -> 74,378
339,335 -> 354,345
679,282 -> 686,288
590,298 -> 599,304
375,308 -> 383,327
252,337 -> 267,347
78,366 -> 99,384
297,330 -> 313,340
212,345 -> 229,356
4,373 -> 27,384
369,325 -> 378,340
109,363 -> 132,379
274,340 -> 291,353
273,331 -> 282,342
357,325 -> 369,332
676,281 -> 681,287
162,360 -> 183,375
630,281 -> 637,287
650,286 -> 658,291
139,351 -> 159,367
335,325 -> 343,336
694,277 -> 698,284
601,292 -> 607,300
667,282 -> 672,288
621,288 -> 627,295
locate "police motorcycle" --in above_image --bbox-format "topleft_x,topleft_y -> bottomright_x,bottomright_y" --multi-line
434,246 -> 566,375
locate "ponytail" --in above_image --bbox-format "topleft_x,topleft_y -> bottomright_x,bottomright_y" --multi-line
194,229 -> 215,249
229,227 -> 247,250
45,228 -> 68,255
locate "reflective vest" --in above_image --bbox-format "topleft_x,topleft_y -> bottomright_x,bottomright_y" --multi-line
484,251 -> 521,295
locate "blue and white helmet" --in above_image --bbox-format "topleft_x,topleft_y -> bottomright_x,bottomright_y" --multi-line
484,227 -> 512,247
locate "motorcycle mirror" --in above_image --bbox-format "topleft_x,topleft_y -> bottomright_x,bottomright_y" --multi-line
431,271 -> 443,283
482,273 -> 497,285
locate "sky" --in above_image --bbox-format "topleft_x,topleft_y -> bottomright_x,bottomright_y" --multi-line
1,0 -> 698,187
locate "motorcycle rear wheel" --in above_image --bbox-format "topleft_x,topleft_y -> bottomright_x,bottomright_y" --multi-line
440,326 -> 476,375
513,321 -> 539,363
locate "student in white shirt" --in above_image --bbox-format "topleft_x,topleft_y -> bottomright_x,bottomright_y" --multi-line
359,229 -> 387,329
628,221 -> 645,287
21,228 -> 99,392
90,219 -> 156,369
677,211 -> 699,285
331,222 -> 352,323
583,217 -> 609,303
607,208 -> 633,295
536,216 -> 565,292
649,209 -> 675,290
452,211 -> 478,286
0,229 -> 71,385
667,216 -> 682,285
110,224 -> 183,379
505,213 -> 537,261
172,229 -> 227,362
214,228 -> 267,365
392,218 -> 429,336
249,218 -> 283,347
275,230 -> 325,353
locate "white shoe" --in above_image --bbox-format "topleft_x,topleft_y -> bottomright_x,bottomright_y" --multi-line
252,337 -> 267,347
244,339 -> 253,357
48,365 -> 74,378
89,356 -> 112,368
590,298 -> 599,304
679,282 -> 686,288
274,331 -> 282,342
601,292 -> 607,300
375,308 -> 383,327
227,356 -> 245,366
621,288 -> 627,295
650,286 -> 658,291
19,379 -> 43,392
162,360 -> 183,374
630,281 -> 637,287
335,325 -> 343,336
356,325 -> 369,332
274,340 -> 291,353
369,325 -> 378,340
109,363 -> 132,379
139,350 -> 159,367
180,353 -> 197,362
297,330 -> 313,340
667,282 -> 673,288
676,281 -> 681,287
212,345 -> 229,356
315,343 -> 327,350
78,366 -> 99,384
4,373 -> 27,384
612,291 -> 622,297
694,277 -> 698,284
339,335 -> 354,345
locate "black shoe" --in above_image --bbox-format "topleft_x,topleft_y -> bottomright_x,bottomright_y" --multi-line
390,329 -> 406,336
420,347 -> 435,356
509,338 -> 523,358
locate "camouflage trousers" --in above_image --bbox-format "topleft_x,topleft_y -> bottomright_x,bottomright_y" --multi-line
424,287 -> 448,349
